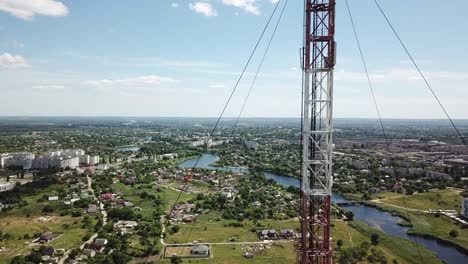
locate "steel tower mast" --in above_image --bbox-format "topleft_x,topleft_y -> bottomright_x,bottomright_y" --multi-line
299,0 -> 336,263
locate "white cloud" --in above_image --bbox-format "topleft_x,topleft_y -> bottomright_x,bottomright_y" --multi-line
0,53 -> 29,68
189,2 -> 218,17
171,3 -> 179,8
222,0 -> 260,15
85,75 -> 177,88
32,85 -> 65,91
270,0 -> 280,3
0,0 -> 68,20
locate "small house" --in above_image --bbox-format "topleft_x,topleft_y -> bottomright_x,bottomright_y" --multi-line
182,215 -> 197,223
191,244 -> 209,256
83,249 -> 96,257
87,204 -> 98,214
92,238 -> 108,252
39,232 -> 54,243
100,193 -> 114,201
280,229 -> 295,239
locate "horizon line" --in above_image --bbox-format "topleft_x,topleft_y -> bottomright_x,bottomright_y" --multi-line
0,115 -> 467,121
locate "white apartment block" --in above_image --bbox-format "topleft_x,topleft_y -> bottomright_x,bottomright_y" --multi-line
190,139 -> 206,147
1,149 -> 98,170
45,149 -> 86,158
0,152 -> 35,169
244,140 -> 259,151
462,198 -> 468,218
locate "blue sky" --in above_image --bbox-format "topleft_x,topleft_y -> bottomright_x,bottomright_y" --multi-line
0,0 -> 467,118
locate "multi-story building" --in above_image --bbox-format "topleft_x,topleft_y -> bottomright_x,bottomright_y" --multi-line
0,152 -> 35,169
32,157 -> 52,169
89,156 -> 99,165
80,155 -> 90,164
0,155 -> 7,168
1,149 -> 97,170
462,198 -> 468,218
190,139 -> 206,147
46,149 -> 86,158
58,157 -> 80,169
79,155 -> 100,165
244,140 -> 259,151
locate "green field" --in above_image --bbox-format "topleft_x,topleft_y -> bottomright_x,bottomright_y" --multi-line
165,211 -> 299,244
372,188 -> 463,211
162,219 -> 443,264
0,213 -> 93,262
0,180 -> 96,263
160,243 -> 297,264
112,181 -> 196,217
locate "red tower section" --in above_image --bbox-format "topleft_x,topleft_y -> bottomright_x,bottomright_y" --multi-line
299,1 -> 336,264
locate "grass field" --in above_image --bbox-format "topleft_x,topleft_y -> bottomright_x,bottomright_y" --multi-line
162,219 -> 443,264
409,213 -> 468,249
160,243 -> 297,264
0,215 -> 92,262
0,181 -> 94,263
165,212 -> 299,244
372,188 -> 463,211
112,181 -> 197,216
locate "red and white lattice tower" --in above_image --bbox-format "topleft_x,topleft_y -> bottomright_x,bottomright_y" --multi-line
299,0 -> 336,264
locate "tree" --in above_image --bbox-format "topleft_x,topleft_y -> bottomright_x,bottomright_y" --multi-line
25,251 -> 42,263
344,211 -> 354,221
71,210 -> 82,217
171,225 -> 180,234
371,233 -> 380,245
111,251 -> 131,264
69,248 -> 80,259
170,255 -> 182,264
42,205 -> 54,214
449,230 -> 459,238
10,256 -> 27,264
337,239 -> 344,250
362,193 -> 371,200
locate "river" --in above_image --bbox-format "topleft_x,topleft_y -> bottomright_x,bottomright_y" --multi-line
179,153 -> 467,263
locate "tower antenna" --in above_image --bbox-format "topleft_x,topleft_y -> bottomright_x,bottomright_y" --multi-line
299,1 -> 336,263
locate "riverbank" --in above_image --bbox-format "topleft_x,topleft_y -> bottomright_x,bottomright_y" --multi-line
364,199 -> 468,254
336,191 -> 468,259
348,220 -> 442,264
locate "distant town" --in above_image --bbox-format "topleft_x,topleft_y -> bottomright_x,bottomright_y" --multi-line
0,117 -> 467,264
